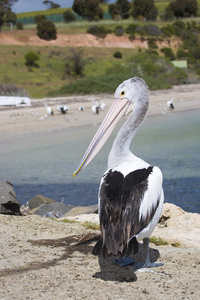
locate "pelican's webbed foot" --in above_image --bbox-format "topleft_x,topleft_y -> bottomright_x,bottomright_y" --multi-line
114,257 -> 135,267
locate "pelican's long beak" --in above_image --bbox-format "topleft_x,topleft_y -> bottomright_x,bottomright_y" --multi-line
73,98 -> 133,177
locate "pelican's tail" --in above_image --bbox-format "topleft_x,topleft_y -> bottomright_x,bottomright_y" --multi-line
92,236 -> 138,259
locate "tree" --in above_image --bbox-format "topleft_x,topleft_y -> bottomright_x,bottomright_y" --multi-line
37,19 -> 57,41
63,10 -> 76,23
131,0 -> 158,21
4,9 -> 16,24
72,0 -> 103,21
64,48 -> 85,76
34,14 -> 46,24
165,0 -> 198,18
108,3 -> 119,19
24,51 -> 40,67
0,0 -> 18,30
43,1 -> 60,9
116,0 -> 131,18
108,0 -> 130,19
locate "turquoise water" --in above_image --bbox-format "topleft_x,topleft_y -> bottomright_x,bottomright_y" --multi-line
0,109 -> 199,213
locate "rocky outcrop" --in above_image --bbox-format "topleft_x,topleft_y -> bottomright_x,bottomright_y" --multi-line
0,181 -> 21,215
153,203 -> 200,249
33,202 -> 74,218
28,194 -> 56,210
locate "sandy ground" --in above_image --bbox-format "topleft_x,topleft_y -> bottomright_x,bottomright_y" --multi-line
0,85 -> 200,299
0,203 -> 200,300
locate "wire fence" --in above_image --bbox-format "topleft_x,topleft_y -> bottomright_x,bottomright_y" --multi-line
17,12 -> 112,25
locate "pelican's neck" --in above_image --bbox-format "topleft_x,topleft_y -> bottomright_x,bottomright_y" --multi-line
108,101 -> 148,169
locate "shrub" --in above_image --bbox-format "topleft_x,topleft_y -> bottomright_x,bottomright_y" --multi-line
37,19 -> 57,41
148,38 -> 158,49
64,48 -> 85,76
63,10 -> 76,23
161,47 -> 175,60
114,26 -> 124,36
87,25 -> 107,39
190,47 -> 200,60
176,49 -> 195,64
16,22 -> 23,30
143,24 -> 161,36
161,24 -> 174,37
24,51 -> 40,67
113,51 -> 122,59
126,24 -> 138,35
136,25 -> 145,36
173,20 -> 185,37
145,49 -> 159,56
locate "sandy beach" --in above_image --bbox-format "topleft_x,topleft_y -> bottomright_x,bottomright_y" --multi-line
0,84 -> 200,299
0,83 -> 200,140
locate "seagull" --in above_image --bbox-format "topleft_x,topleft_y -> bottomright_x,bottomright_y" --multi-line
73,77 -> 164,268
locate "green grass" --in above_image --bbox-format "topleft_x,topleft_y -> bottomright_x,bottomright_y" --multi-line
150,236 -> 169,246
0,45 -> 138,98
150,236 -> 181,247
82,221 -> 100,231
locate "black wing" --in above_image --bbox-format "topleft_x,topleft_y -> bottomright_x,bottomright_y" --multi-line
93,166 -> 159,258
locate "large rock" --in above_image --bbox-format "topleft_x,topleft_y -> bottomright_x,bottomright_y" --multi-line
154,203 -> 200,248
0,181 -> 21,215
28,194 -> 56,210
33,202 -> 74,218
62,204 -> 98,218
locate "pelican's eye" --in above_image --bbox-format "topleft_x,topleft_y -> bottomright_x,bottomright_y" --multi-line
120,90 -> 126,97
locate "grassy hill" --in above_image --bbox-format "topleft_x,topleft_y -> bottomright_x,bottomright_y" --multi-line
0,2 -> 199,98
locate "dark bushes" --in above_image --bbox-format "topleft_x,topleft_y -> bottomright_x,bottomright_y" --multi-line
37,19 -> 57,41
87,25 -> 107,39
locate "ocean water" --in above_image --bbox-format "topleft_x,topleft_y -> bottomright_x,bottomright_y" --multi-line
0,109 -> 199,213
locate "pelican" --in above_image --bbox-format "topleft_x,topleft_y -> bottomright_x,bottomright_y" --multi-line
73,77 -> 164,268
57,104 -> 69,114
91,100 -> 106,114
45,104 -> 53,115
167,97 -> 175,109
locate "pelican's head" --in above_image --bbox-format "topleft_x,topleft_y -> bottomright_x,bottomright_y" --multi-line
73,77 -> 149,177
115,77 -> 149,108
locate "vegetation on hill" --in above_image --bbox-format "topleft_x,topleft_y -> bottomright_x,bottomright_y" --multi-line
0,1 -> 200,98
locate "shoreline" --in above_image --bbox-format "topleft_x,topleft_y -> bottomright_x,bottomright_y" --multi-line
0,83 -> 200,141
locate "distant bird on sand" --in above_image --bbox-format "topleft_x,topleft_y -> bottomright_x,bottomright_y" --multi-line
57,104 -> 69,114
74,77 -> 164,269
91,100 -> 106,114
46,105 -> 54,115
78,106 -> 85,111
167,97 -> 175,110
